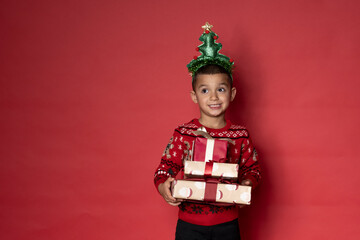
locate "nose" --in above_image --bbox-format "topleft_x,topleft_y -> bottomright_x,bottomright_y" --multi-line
210,91 -> 219,100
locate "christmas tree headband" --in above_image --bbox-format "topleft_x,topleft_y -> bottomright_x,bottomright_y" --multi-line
187,22 -> 234,81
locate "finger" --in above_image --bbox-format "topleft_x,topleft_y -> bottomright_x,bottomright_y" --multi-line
164,182 -> 177,201
167,201 -> 182,206
165,191 -> 177,202
241,180 -> 252,186
163,187 -> 176,201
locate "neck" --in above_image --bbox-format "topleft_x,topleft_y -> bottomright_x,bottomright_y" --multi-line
198,115 -> 227,129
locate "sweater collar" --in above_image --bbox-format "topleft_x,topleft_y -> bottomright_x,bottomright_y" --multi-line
192,118 -> 231,132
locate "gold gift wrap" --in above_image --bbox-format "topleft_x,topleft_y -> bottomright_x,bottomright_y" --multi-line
171,179 -> 251,205
184,161 -> 239,180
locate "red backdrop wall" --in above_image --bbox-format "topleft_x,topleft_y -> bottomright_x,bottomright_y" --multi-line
1,1 -> 360,239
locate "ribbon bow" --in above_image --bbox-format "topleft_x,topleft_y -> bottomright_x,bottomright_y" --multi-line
192,127 -> 235,145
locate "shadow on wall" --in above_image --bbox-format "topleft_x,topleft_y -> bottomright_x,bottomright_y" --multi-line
226,28 -> 278,240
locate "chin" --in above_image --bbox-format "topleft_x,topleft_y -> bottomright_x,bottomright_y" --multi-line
207,112 -> 225,118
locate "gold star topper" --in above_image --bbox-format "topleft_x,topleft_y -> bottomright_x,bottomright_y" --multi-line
201,22 -> 213,33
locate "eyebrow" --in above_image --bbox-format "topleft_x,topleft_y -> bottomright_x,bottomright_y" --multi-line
197,82 -> 229,88
197,84 -> 208,89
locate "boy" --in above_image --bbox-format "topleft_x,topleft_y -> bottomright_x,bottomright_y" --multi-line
154,23 -> 261,240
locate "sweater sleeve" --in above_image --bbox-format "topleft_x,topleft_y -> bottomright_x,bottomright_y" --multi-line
154,129 -> 186,192
238,133 -> 262,189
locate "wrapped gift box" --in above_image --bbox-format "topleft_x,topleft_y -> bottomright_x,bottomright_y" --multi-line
171,179 -> 251,205
193,138 -> 228,162
184,160 -> 238,180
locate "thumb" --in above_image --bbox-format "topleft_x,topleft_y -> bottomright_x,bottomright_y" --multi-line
241,179 -> 252,186
166,177 -> 176,187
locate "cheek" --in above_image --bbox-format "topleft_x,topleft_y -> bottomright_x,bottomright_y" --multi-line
198,96 -> 207,102
221,94 -> 231,102
200,98 -> 207,105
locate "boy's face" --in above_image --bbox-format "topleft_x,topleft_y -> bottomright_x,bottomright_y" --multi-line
191,73 -> 236,120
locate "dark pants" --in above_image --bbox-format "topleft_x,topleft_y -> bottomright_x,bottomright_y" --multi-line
175,219 -> 241,240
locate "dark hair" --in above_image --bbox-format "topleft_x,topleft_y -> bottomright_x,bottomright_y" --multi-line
192,64 -> 232,90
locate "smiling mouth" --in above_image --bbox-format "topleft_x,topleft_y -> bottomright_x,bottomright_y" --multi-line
209,104 -> 221,108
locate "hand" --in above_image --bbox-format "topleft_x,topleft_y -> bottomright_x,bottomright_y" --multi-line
241,179 -> 253,187
158,177 -> 183,206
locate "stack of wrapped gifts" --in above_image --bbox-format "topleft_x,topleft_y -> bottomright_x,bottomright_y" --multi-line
171,136 -> 252,205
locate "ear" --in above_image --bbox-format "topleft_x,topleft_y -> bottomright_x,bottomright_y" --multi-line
190,90 -> 198,104
230,87 -> 236,102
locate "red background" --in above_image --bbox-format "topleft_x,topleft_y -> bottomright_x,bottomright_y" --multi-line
1,1 -> 360,239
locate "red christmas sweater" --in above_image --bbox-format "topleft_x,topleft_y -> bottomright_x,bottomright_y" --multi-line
154,119 -> 261,226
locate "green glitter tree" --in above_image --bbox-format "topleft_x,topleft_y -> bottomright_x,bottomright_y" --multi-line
187,22 -> 234,77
